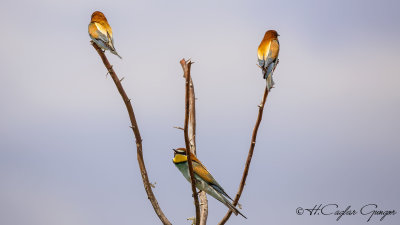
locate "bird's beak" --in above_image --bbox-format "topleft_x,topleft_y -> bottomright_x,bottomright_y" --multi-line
277,33 -> 280,36
172,148 -> 178,153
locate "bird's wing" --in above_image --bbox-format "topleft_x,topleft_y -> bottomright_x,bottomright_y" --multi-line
257,39 -> 270,60
88,23 -> 100,39
93,22 -> 111,45
99,21 -> 113,39
265,40 -> 279,65
192,160 -> 215,184
264,39 -> 280,75
192,160 -> 233,201
257,40 -> 271,67
269,39 -> 280,60
106,32 -> 116,51
101,23 -> 117,52
210,183 -> 233,201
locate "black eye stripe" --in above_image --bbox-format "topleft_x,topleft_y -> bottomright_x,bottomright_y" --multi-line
173,149 -> 187,155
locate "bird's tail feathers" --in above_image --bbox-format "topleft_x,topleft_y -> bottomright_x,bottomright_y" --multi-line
223,198 -> 247,219
263,70 -> 275,91
262,70 -> 268,79
111,50 -> 122,59
107,40 -> 122,59
263,61 -> 276,91
266,73 -> 275,91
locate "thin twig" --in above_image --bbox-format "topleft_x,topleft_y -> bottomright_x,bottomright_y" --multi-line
180,59 -> 201,225
173,126 -> 185,130
91,41 -> 172,225
218,61 -> 279,224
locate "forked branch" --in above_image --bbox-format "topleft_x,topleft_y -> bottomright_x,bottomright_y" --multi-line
91,41 -> 172,225
180,59 -> 201,225
179,59 -> 208,225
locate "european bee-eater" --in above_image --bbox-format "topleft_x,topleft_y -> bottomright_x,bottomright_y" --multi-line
257,30 -> 280,91
172,148 -> 246,218
88,11 -> 122,59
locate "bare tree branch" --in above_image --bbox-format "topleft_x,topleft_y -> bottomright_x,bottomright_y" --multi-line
91,41 -> 172,225
180,59 -> 201,225
218,84 -> 269,225
187,78 -> 196,153
180,59 -> 209,225
198,191 -> 208,225
218,61 -> 279,224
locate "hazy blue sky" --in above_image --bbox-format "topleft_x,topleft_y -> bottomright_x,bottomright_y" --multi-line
0,0 -> 399,225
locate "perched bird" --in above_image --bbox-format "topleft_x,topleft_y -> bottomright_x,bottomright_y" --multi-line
257,30 -> 280,91
88,11 -> 122,59
172,148 -> 246,218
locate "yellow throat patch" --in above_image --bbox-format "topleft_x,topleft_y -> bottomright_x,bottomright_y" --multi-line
173,154 -> 187,163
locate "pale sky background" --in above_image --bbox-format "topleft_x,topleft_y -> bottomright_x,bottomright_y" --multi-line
0,0 -> 399,225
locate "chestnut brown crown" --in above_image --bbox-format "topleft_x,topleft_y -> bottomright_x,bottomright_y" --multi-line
91,11 -> 107,23
264,30 -> 279,39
